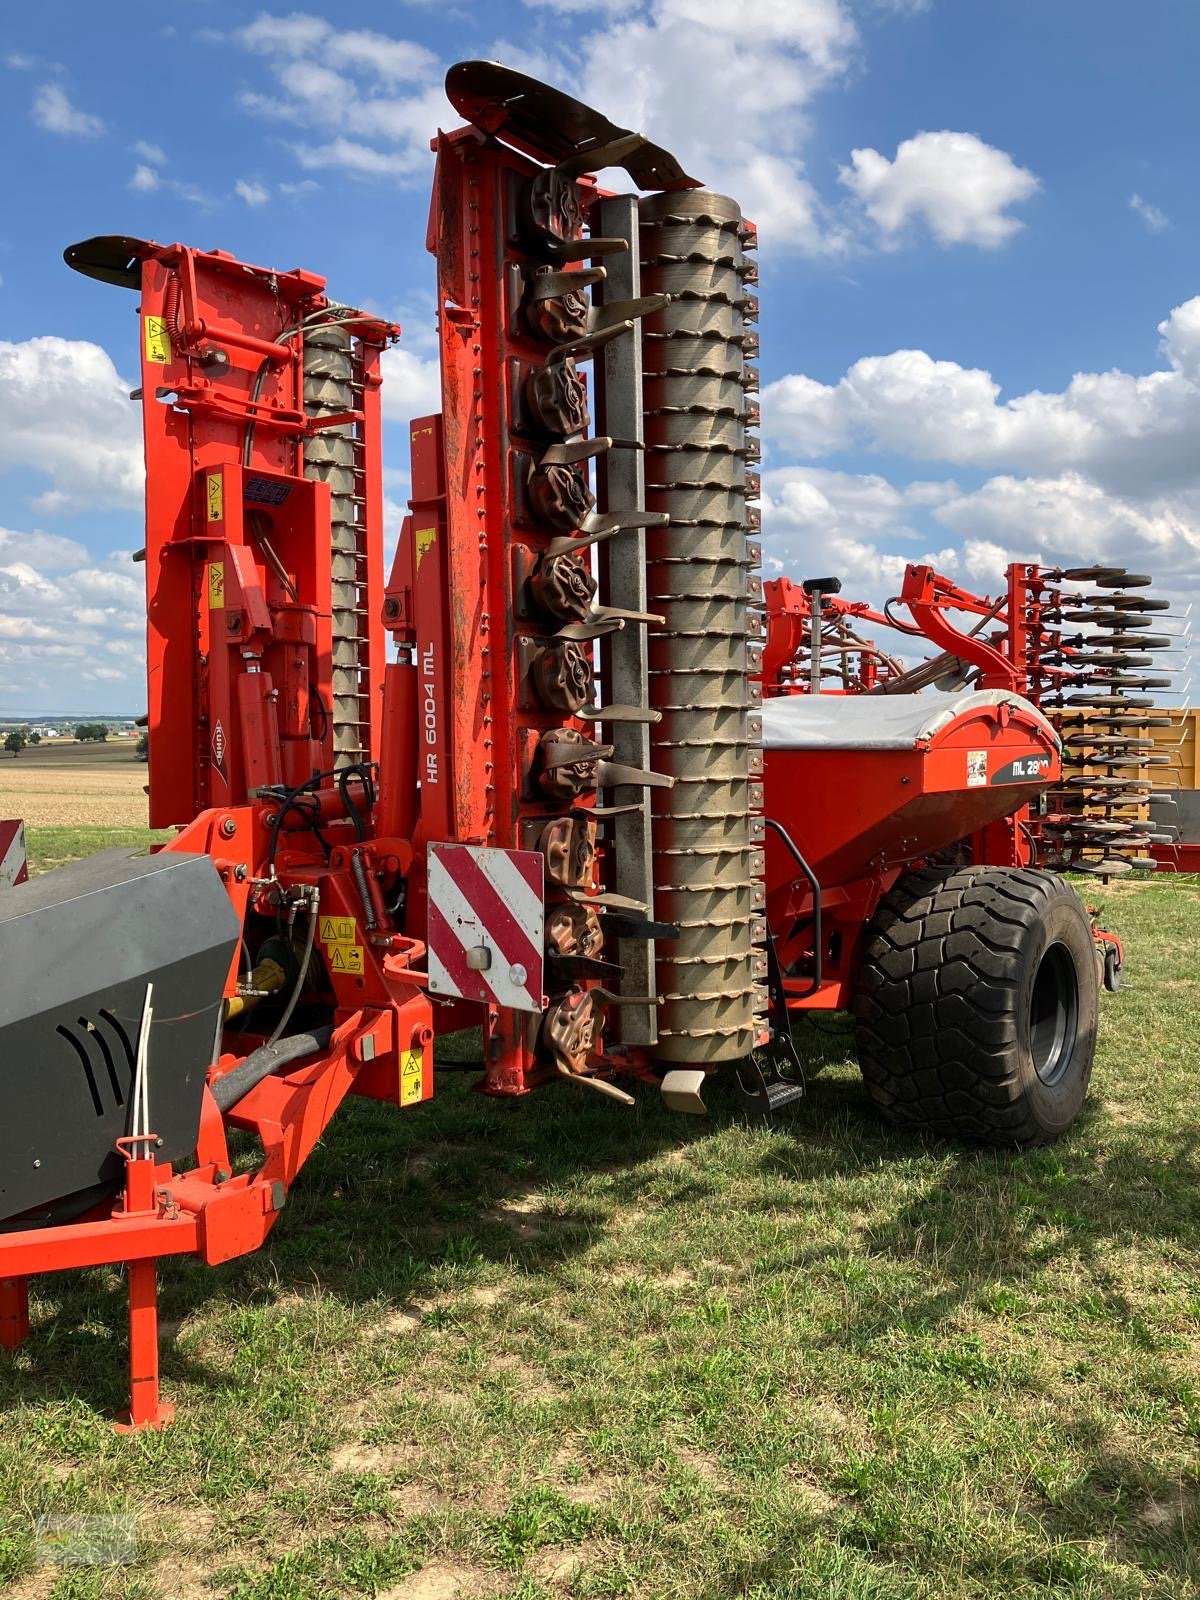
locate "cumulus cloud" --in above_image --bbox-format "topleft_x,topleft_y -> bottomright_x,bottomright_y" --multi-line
0,337 -> 143,513
0,548 -> 147,707
234,178 -> 271,205
381,345 -> 442,425
761,295 -> 1200,686
32,82 -> 105,137
559,0 -> 859,252
840,130 -> 1040,247
765,294 -> 1200,498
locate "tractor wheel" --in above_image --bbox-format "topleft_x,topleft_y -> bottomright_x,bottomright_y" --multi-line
853,866 -> 1098,1146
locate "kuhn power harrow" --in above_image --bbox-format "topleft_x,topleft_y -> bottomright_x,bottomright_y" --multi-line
0,64 -> 1119,1428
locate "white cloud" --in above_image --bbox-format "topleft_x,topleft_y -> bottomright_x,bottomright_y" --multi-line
840,130 -> 1039,247
761,296 -> 1200,685
234,178 -> 271,206
129,163 -> 159,193
0,337 -> 143,513
381,345 -> 442,424
32,82 -> 104,137
565,0 -> 859,252
133,139 -> 166,165
933,472 -> 1200,590
0,548 -> 147,708
0,527 -> 90,570
765,294 -> 1200,498
1130,192 -> 1169,233
231,14 -> 448,184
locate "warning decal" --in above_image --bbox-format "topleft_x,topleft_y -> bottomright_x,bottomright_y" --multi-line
208,561 -> 225,609
144,316 -> 171,364
966,750 -> 987,788
400,1048 -> 424,1107
319,914 -> 365,976
206,472 -> 224,523
414,526 -> 437,570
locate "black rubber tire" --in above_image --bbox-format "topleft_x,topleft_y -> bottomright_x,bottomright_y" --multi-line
853,866 -> 1098,1146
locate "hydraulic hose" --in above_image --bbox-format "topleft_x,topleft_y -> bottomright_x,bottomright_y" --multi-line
210,1025 -> 334,1114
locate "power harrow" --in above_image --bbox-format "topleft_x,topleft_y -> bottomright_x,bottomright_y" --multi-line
0,64 -> 1132,1427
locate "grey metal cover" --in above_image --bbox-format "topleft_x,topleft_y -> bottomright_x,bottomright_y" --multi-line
761,689 -> 1060,752
0,848 -> 240,1225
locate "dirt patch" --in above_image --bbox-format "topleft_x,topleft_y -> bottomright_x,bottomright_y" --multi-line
531,1543 -> 599,1584
153,1555 -> 216,1600
558,1471 -> 619,1506
332,1442 -> 420,1474
1138,1493 -> 1187,1530
379,1561 -> 493,1599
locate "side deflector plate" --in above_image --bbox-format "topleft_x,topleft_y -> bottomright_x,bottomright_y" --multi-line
445,61 -> 700,190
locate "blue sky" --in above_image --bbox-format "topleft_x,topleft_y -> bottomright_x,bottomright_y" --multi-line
1,0 -> 1197,712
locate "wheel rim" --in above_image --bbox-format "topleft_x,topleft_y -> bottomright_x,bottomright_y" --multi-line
1029,942 -> 1079,1087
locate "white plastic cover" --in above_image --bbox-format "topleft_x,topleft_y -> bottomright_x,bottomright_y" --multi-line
760,689 -> 1060,752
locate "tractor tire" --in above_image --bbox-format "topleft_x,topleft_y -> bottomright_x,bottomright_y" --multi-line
853,866 -> 1098,1146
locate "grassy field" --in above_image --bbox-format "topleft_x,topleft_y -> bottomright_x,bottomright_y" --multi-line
0,867 -> 1197,1600
0,741 -> 149,830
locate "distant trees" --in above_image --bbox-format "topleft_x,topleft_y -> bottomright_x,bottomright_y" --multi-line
4,731 -> 25,758
74,723 -> 109,742
28,731 -> 40,745
135,732 -> 149,762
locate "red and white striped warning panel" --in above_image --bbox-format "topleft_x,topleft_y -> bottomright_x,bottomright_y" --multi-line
0,820 -> 28,888
427,844 -> 544,1013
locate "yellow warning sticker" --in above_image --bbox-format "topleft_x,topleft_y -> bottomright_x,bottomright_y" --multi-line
206,472 -> 224,523
319,915 -> 357,945
327,942 -> 364,975
144,315 -> 171,365
208,561 -> 225,610
414,526 -> 437,571
400,1048 -> 424,1106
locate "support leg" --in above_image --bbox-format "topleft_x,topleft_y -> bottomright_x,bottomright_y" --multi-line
114,1260 -> 174,1431
0,1277 -> 29,1350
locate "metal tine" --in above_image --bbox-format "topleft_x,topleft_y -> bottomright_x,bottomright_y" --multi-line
588,293 -> 670,333
527,265 -> 607,302
565,888 -> 648,911
552,1060 -> 636,1105
592,987 -> 661,1007
578,703 -> 662,724
547,319 -> 634,364
540,435 -> 612,467
554,618 -> 625,642
596,760 -> 674,789
586,801 -> 649,817
544,509 -> 669,557
589,604 -> 665,627
544,235 -> 628,264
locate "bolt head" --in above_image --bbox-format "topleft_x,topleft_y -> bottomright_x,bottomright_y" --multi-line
220,817 -> 237,837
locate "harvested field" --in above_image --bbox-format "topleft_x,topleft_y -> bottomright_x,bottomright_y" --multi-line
0,740 -> 148,828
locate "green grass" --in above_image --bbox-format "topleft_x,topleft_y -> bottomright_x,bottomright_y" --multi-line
1,872 -> 1198,1598
25,827 -> 170,876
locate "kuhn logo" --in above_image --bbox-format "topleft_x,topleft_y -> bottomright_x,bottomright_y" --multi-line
212,719 -> 228,782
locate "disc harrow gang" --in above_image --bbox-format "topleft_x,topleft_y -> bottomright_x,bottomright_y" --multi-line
1032,566 -> 1179,877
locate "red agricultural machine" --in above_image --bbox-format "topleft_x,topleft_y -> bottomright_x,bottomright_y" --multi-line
0,64 -> 1133,1428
